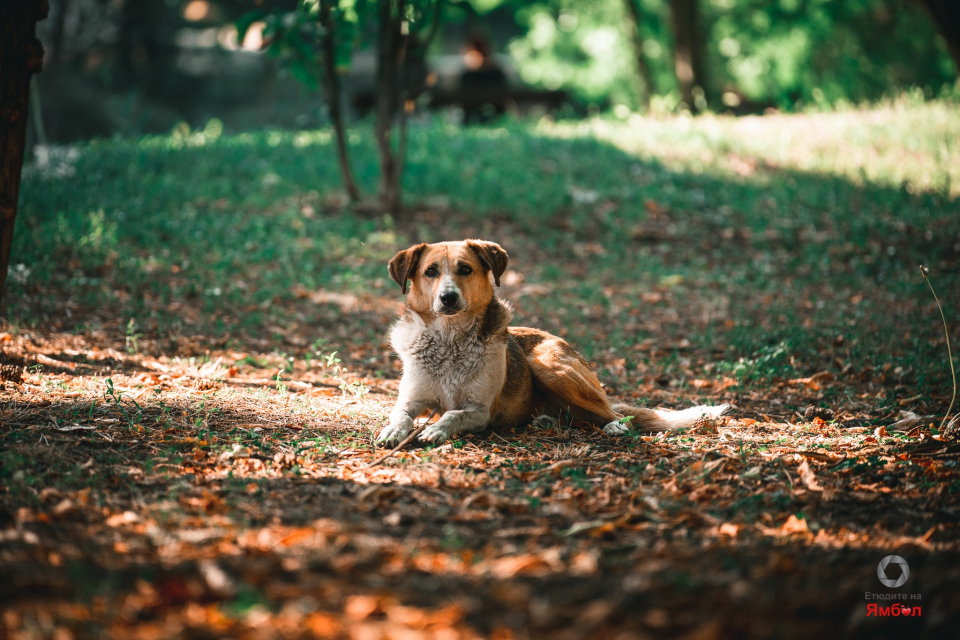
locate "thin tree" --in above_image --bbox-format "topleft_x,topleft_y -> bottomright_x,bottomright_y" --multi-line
1,0 -> 48,303
238,1 -> 363,204
374,0 -> 406,215
374,0 -> 441,215
241,0 -> 440,214
622,0 -> 655,110
319,0 -> 361,203
669,0 -> 706,112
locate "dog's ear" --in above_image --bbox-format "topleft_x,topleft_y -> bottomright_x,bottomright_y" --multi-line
388,243 -> 427,295
467,240 -> 509,287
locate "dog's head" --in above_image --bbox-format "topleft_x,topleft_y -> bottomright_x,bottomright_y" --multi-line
389,240 -> 508,317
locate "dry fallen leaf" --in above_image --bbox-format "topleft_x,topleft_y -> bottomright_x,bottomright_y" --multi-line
795,451 -> 837,462
569,551 -> 600,575
789,371 -> 832,390
780,515 -> 810,535
344,595 -> 381,620
797,460 -> 823,492
890,410 -> 920,432
137,372 -> 161,385
106,511 -> 140,527
490,554 -> 548,579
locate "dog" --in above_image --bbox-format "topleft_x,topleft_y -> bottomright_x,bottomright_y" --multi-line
376,240 -> 732,446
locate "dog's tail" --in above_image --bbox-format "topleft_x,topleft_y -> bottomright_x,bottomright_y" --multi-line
613,403 -> 735,432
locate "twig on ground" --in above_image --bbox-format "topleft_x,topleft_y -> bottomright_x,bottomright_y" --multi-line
779,460 -> 794,489
360,411 -> 437,469
920,265 -> 956,431
224,377 -> 394,396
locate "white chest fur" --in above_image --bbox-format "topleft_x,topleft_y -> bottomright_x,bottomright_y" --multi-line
390,314 -> 505,409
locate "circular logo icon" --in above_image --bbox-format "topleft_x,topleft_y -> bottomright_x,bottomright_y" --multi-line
877,555 -> 909,588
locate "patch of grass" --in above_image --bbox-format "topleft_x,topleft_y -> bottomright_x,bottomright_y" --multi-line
10,100 -> 960,397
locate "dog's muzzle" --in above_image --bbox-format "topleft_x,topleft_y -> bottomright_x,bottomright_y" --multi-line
436,290 -> 465,315
440,292 -> 458,307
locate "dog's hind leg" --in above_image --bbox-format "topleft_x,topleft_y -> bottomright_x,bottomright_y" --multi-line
525,334 -> 734,435
524,336 -> 640,430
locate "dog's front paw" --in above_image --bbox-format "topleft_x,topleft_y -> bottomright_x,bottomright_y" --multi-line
377,417 -> 413,445
418,422 -> 452,445
603,420 -> 631,436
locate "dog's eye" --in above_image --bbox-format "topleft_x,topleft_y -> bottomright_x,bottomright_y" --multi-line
458,265 -> 473,276
424,266 -> 439,278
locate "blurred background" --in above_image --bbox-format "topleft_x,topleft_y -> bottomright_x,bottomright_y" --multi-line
27,0 -> 959,145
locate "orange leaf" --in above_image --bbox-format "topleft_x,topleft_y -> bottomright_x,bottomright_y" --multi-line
780,515 -> 809,535
490,554 -> 547,579
344,595 -> 380,620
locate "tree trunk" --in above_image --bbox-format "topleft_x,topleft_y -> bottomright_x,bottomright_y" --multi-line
669,0 -> 705,112
319,0 -> 361,203
375,0 -> 406,215
48,0 -> 68,71
623,0 -> 654,110
1,1 -> 48,303
918,0 -> 960,75
395,1 -> 440,187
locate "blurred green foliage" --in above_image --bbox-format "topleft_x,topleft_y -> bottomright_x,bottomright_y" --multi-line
30,0 -> 959,144
237,0 -> 440,86
704,0 -> 957,108
507,0 -> 650,110
496,0 -> 957,111
235,1 -> 369,87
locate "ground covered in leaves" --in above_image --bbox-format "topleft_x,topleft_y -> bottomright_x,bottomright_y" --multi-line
3,102 -> 960,638
3,311 -> 959,639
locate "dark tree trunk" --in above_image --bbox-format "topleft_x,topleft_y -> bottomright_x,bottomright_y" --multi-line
1,1 -> 48,303
669,0 -> 706,112
48,0 -> 68,71
375,0 -> 407,215
918,0 -> 960,75
373,0 -> 441,215
394,1 -> 441,188
376,0 -> 406,214
117,0 -> 174,93
319,0 -> 361,203
623,0 -> 654,109
44,0 -> 67,142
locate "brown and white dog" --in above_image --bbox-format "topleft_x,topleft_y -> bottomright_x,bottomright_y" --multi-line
376,240 -> 732,446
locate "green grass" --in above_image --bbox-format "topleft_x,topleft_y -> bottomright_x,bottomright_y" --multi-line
10,99 -> 960,399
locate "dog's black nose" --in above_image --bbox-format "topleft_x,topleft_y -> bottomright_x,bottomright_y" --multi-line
440,292 -> 459,307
